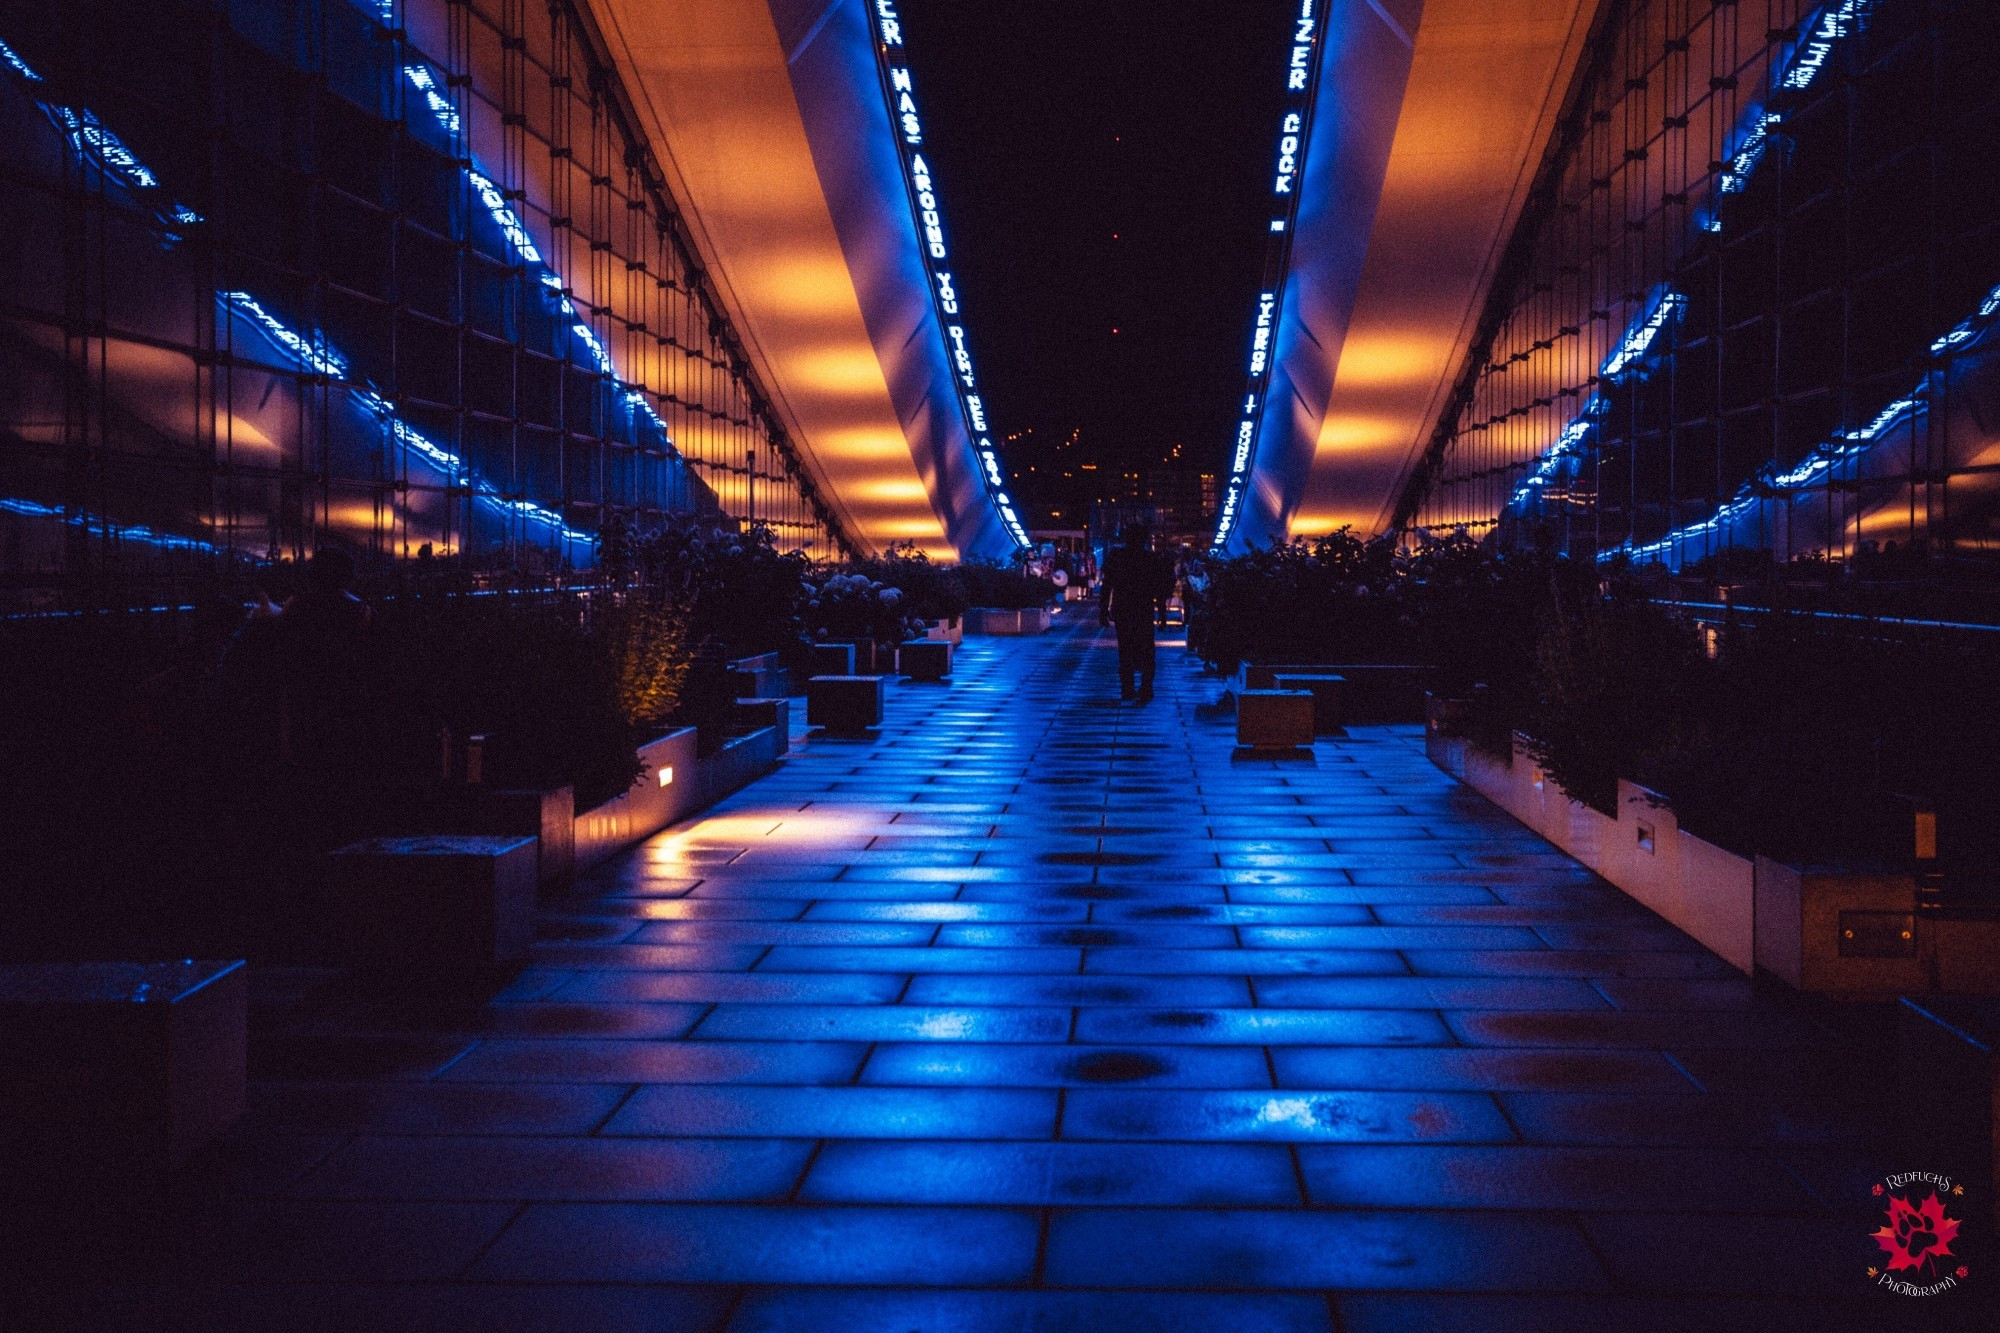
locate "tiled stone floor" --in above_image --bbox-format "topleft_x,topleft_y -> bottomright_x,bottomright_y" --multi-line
17,616 -> 1976,1330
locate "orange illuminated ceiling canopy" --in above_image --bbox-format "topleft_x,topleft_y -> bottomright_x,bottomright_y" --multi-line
1291,0 -> 1596,539
584,0 -> 1010,559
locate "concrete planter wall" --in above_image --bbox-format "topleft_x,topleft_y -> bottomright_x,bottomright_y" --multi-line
966,606 -> 1051,635
924,616 -> 964,645
1753,858 -> 1927,995
1603,781 -> 1753,974
1677,829 -> 1757,976
1752,859 -> 2000,996
572,721 -> 785,872
1438,725 -> 2000,991
1448,737 -> 1755,975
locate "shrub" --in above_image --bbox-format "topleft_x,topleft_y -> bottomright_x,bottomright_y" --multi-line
854,545 -> 970,621
1192,529 -> 1415,672
1632,614 -> 2000,868
1522,588 -> 1707,815
363,590 -> 644,809
802,571 -> 926,643
606,515 -> 809,658
959,557 -> 1057,610
1188,530 -> 1592,747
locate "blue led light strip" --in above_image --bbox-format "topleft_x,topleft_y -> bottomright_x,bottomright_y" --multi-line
0,28 -> 589,560
0,498 -> 218,553
1506,290 -> 1686,509
1210,0 -> 1332,554
399,61 -> 676,451
0,36 -> 201,236
866,2 -> 1031,552
1499,0 -> 1869,525
1603,280 -> 2000,567
219,290 -> 597,554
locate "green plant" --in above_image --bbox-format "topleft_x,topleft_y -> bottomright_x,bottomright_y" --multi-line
609,514 -> 811,658
1524,588 -> 1707,815
854,544 -> 970,621
369,591 -> 644,808
959,558 -> 1057,611
802,572 -> 925,642
1630,614 -> 2000,868
595,595 -> 692,732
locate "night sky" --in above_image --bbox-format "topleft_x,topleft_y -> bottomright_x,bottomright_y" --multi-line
897,1 -> 1299,516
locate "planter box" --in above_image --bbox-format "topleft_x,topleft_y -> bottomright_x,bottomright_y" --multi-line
1591,782 -> 1754,975
1243,663 -> 1434,723
899,639 -> 952,683
807,643 -> 855,676
1458,733 -> 1543,834
1238,690 -> 1314,753
966,606 -> 1051,635
726,651 -> 785,699
574,728 -> 702,872
1676,829 -> 1757,976
325,835 -> 538,969
808,675 -> 885,734
731,697 -> 790,738
1427,729 -> 1468,779
1272,673 -> 1344,735
828,639 -> 896,675
571,723 -> 784,872
1424,695 -> 1472,778
1897,997 -> 1999,1234
0,960 -> 247,1180
691,721 -> 788,809
1754,858 -> 1926,996
1445,745 -> 1754,975
923,616 -> 964,645
452,785 -> 575,891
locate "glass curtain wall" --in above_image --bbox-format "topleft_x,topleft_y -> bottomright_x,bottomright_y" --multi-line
1397,0 -> 2000,582
0,0 -> 853,614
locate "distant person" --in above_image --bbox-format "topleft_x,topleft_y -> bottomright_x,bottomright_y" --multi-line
1099,522 -> 1170,702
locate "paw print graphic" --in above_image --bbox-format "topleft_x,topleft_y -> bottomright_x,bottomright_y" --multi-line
1895,1205 -> 1942,1263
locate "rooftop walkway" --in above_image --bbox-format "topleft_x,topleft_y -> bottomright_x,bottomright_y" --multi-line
28,616 -> 1936,1329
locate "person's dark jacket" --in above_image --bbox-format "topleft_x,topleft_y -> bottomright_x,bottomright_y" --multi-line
1100,544 -> 1170,625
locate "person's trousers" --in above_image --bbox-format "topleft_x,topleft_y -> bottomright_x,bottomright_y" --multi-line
1113,615 -> 1156,695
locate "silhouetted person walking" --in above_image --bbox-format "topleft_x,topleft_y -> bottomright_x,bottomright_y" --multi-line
1099,522 -> 1169,702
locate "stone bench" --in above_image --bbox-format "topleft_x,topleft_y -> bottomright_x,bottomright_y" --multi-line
1244,663 -> 1434,723
1237,689 -> 1315,756
898,639 -> 952,683
725,651 -> 786,699
732,696 -> 791,735
0,960 -> 247,1182
1272,672 -> 1344,735
807,674 -> 885,735
807,642 -> 856,676
326,835 -> 538,969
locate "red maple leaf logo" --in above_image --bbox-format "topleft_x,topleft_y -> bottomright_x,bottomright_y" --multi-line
1871,1190 -> 1960,1275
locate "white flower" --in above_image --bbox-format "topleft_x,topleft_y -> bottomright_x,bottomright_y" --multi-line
879,587 -> 902,605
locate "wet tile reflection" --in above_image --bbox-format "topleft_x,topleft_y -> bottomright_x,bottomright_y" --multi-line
130,621 -> 1880,1320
